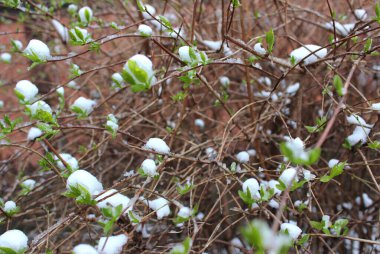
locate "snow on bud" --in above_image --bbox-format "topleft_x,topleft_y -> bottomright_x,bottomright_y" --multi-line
194,118 -> 205,129
242,178 -> 260,199
56,87 -> 64,96
144,137 -> 170,154
142,4 -> 156,19
14,80 -> 39,103
236,151 -> 250,163
96,189 -> 131,214
254,42 -> 267,55
71,97 -> 96,115
0,229 -> 28,253
78,6 -> 93,26
3,200 -> 17,213
290,44 -> 327,65
73,244 -> 98,254
11,39 -> 23,51
0,52 -> 11,63
26,100 -> 53,122
98,234 -> 128,254
178,206 -> 191,219
51,19 -> 69,42
203,40 -> 222,51
67,4 -> 78,14
22,179 -> 36,190
23,39 -> 51,62
69,26 -> 92,44
27,127 -> 43,141
54,153 -> 79,171
178,46 -> 208,65
354,9 -> 367,21
122,54 -> 156,91
280,222 -> 302,240
279,167 -> 298,187
219,76 -> 230,87
140,159 -> 158,177
328,159 -> 339,168
66,169 -> 103,196
138,24 -> 153,36
143,197 -> 171,220
324,22 -> 355,37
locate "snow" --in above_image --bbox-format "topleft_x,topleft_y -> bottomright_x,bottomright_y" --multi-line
346,114 -> 372,128
24,39 -> 51,61
178,206 -> 191,218
56,87 -> 64,96
66,169 -> 103,196
178,46 -> 207,64
253,42 -> 266,55
371,102 -> 380,111
268,199 -> 280,209
112,73 -> 123,84
71,97 -> 96,114
106,120 -> 118,132
67,4 -> 78,13
290,44 -> 327,65
219,76 -> 230,87
22,179 -> 36,190
203,40 -> 222,50
12,39 -> 23,50
0,100 -> 3,108
194,118 -> 205,129
15,80 -> 39,102
268,180 -> 282,195
51,19 -> 68,42
138,24 -> 153,36
144,137 -> 170,154
144,197 -> 171,219
205,147 -> 217,159
346,125 -> 371,146
280,222 -> 302,240
258,77 -> 272,86
70,27 -> 91,43
27,127 -> 43,140
285,137 -> 309,161
68,80 -> 79,89
54,153 -> 79,171
242,178 -> 260,198
324,21 -> 355,37
236,151 -> 250,163
97,234 -> 128,254
0,52 -> 11,63
354,9 -> 367,21
141,159 -> 158,177
73,244 -> 98,254
96,189 -> 131,214
123,54 -> 156,86
286,82 -> 300,95
279,167 -> 298,187
302,169 -> 316,181
230,237 -> 244,254
0,229 -> 28,253
78,6 -> 93,25
247,149 -> 256,157
4,201 -> 17,212
27,100 -> 52,116
142,4 -> 156,19
361,193 -> 373,208
328,159 -> 339,168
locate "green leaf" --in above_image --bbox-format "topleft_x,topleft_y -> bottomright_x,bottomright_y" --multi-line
310,220 -> 323,230
332,218 -> 349,236
158,15 -> 173,31
232,0 -> 241,7
368,140 -> 380,149
364,38 -> 372,53
376,3 -> 380,22
265,28 -> 275,53
0,247 -> 19,254
128,60 -> 148,83
333,75 -> 344,96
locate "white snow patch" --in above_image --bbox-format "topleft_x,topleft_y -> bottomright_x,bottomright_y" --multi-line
290,44 -> 327,65
55,153 -> 79,171
144,138 -> 170,154
280,222 -> 302,240
354,9 -> 367,21
279,167 -> 298,187
97,234 -> 128,254
141,159 -> 158,177
96,189 -> 131,214
24,39 -> 51,61
71,97 -> 96,114
253,42 -> 267,55
27,127 -> 43,140
236,151 -> 250,163
138,24 -> 153,36
52,19 -> 69,42
66,169 -> 103,196
73,244 -> 98,254
242,178 -> 260,199
4,201 -> 17,212
143,197 -> 171,219
194,118 -> 205,129
15,80 -> 39,102
78,6 -> 93,25
0,229 -> 28,253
